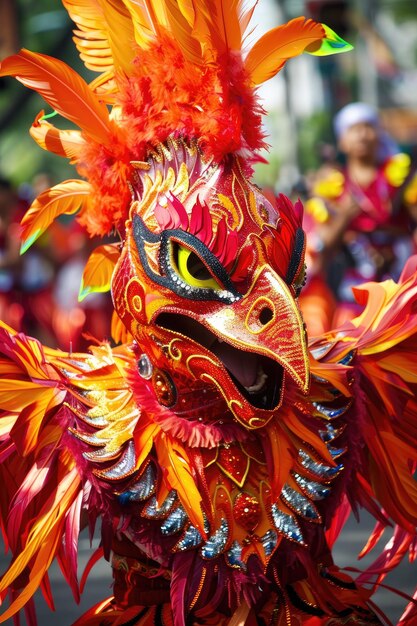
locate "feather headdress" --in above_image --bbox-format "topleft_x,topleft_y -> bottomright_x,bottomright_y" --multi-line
0,0 -> 351,245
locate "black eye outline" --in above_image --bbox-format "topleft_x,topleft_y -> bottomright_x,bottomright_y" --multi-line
159,229 -> 241,302
132,214 -> 241,304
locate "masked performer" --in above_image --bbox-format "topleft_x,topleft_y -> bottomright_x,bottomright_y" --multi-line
1,2 -> 417,625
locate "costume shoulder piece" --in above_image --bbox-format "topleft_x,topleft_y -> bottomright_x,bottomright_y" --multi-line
2,2 -> 417,625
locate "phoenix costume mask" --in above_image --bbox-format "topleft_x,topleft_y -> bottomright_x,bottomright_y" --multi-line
1,1 -> 351,438
4,2 -> 417,626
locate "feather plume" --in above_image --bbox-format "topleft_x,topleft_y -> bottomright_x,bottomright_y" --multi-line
20,179 -> 91,253
63,0 -> 119,73
123,0 -> 167,44
0,49 -> 112,145
121,0 -> 156,48
57,490 -> 83,603
79,546 -> 104,593
9,393 -> 64,457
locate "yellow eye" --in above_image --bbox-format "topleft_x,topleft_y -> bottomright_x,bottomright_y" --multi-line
176,245 -> 221,290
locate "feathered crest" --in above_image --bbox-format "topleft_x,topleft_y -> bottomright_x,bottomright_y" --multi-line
0,0 -> 351,241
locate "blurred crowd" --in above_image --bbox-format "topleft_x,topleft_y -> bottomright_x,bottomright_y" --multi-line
298,101 -> 417,336
1,102 -> 417,348
0,172 -> 113,351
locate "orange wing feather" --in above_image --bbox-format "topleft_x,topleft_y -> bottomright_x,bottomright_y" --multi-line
0,49 -> 112,145
79,242 -> 121,301
245,17 -> 325,84
20,179 -> 91,253
30,113 -> 86,161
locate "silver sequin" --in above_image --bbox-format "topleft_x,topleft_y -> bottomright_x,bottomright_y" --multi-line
123,464 -> 157,501
313,401 -> 351,420
319,424 -> 344,443
201,519 -> 229,559
309,342 -> 334,359
94,440 -> 137,480
326,445 -> 347,459
281,485 -> 319,521
261,529 -> 278,557
293,473 -> 331,501
226,541 -> 246,570
338,350 -> 355,366
271,505 -> 304,544
175,524 -> 203,551
299,449 -> 343,479
161,506 -> 188,535
143,490 -> 177,518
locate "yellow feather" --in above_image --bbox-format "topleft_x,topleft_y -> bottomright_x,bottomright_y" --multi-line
97,0 -> 137,73
164,0 -> 202,64
63,0 -> 136,74
177,0 -> 195,25
122,0 -> 158,48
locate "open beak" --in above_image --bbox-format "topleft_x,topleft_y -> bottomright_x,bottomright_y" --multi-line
156,266 -> 309,429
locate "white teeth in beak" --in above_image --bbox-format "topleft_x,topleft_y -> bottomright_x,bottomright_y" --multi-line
244,368 -> 268,393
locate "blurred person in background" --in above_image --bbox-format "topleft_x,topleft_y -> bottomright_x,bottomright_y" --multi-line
290,178 -> 337,337
307,101 -> 417,326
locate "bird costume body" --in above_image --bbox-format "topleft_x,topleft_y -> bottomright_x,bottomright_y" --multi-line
1,2 -> 417,625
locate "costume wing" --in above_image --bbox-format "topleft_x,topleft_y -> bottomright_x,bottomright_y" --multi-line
309,258 -> 417,623
0,321 -> 137,624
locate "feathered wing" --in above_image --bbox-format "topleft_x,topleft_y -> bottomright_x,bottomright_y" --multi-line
309,257 -> 417,621
0,322 -> 139,624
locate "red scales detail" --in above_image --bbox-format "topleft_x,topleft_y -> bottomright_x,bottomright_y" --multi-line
233,492 -> 261,531
216,444 -> 250,488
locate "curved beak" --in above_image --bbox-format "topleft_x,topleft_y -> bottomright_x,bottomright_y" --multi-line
204,265 -> 309,393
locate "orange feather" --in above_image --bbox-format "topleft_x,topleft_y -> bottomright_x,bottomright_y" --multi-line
111,310 -> 133,345
195,0 -> 244,55
79,243 -> 121,301
265,422 -> 294,499
9,392 -> 65,457
123,0 -> 166,44
163,0 -> 202,64
245,17 -> 325,84
30,113 -> 85,161
20,179 -> 91,253
0,49 -> 112,145
97,0 -> 137,72
155,433 -> 205,534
